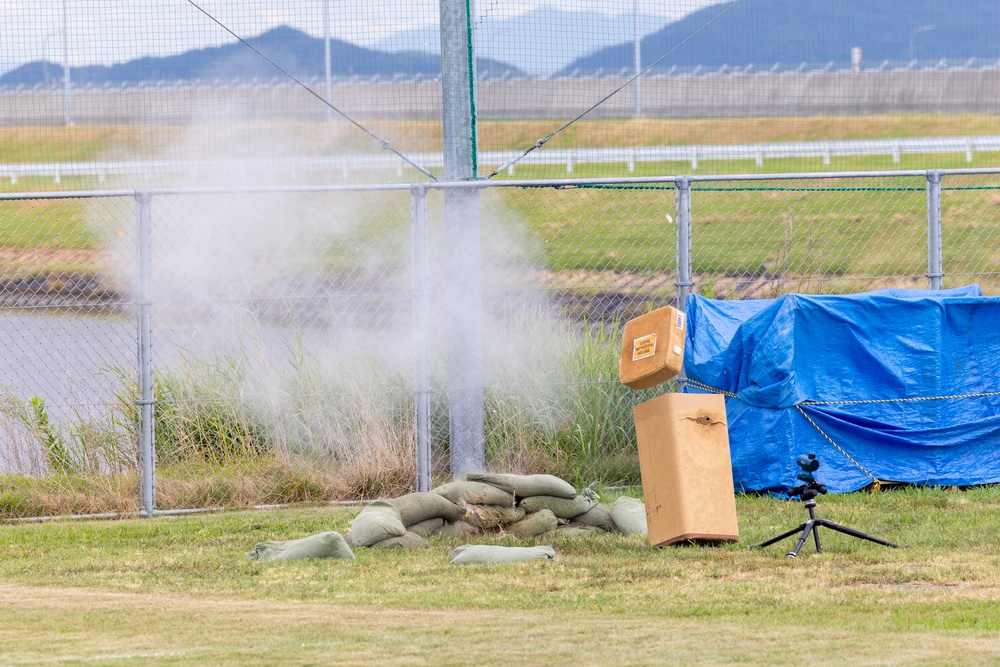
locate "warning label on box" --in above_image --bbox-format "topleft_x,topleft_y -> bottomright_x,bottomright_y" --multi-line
632,334 -> 657,361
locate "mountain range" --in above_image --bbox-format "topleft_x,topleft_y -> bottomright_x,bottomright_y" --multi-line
0,25 -> 520,87
565,0 -> 1000,74
375,7 -> 672,76
3,1 -> 1000,87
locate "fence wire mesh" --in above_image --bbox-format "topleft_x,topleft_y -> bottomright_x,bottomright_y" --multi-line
3,2 -> 1000,184
0,194 -> 138,517
688,176 -> 930,299
3,171 -> 997,518
942,173 -> 1000,294
147,189 -> 416,508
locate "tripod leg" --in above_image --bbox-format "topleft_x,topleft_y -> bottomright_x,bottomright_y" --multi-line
812,521 -> 822,553
752,522 -> 808,549
787,520 -> 817,558
816,520 -> 900,548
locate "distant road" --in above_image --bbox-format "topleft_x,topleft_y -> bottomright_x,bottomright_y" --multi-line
2,135 -> 999,183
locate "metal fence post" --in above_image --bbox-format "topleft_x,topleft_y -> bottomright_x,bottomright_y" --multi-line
136,192 -> 156,517
440,0 -> 484,478
674,178 -> 693,389
411,185 -> 431,492
675,178 -> 693,309
926,170 -> 944,290
443,186 -> 484,478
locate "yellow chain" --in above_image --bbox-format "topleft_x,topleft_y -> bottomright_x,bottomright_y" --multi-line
684,378 -> 739,399
794,405 -> 880,492
803,391 -> 1000,406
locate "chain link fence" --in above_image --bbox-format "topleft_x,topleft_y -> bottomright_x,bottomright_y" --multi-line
4,2 -> 1000,182
2,169 -> 999,518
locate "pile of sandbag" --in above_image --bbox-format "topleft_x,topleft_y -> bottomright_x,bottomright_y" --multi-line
344,473 -> 648,549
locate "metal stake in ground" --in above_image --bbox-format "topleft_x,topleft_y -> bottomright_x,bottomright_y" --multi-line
751,453 -> 901,558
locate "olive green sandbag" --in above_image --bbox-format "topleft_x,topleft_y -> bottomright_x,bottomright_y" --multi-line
248,531 -> 354,562
610,496 -> 648,536
545,525 -> 601,538
389,492 -> 465,527
507,509 -> 558,538
518,487 -> 598,520
450,544 -> 556,565
463,504 -> 526,530
433,481 -> 514,507
408,517 -> 445,537
573,503 -> 617,531
465,473 -> 576,499
435,520 -> 482,537
349,500 -> 406,547
371,531 -> 429,549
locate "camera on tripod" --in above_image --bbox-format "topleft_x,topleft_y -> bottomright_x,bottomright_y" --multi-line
752,452 -> 901,557
787,453 -> 827,501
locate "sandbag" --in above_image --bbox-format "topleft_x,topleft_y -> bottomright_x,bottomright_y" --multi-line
433,481 -> 514,507
507,509 -> 559,538
389,492 -> 465,527
450,544 -> 556,565
360,499 -> 402,521
463,504 -> 526,531
573,503 -> 617,531
610,496 -> 648,536
436,520 -> 482,537
408,517 -> 445,537
546,525 -> 600,538
518,487 -> 598,520
465,473 -> 576,499
349,500 -> 406,547
248,531 -> 354,562
371,531 -> 429,549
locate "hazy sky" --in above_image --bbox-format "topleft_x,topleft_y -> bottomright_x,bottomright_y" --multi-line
1,1 -> 724,73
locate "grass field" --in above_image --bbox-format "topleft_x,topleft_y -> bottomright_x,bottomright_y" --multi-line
1,486 -> 999,665
0,114 -> 999,188
3,114 -> 1000,157
3,114 -> 1000,291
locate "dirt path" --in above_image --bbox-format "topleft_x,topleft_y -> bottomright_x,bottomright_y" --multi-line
2,582 -> 999,665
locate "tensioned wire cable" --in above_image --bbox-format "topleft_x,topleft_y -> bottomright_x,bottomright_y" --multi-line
486,0 -> 747,179
183,0 -> 438,181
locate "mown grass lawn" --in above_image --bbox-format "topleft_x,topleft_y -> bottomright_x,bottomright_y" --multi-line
1,486 -> 998,665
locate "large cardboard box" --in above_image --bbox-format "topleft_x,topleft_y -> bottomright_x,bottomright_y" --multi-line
633,393 -> 739,546
619,306 -> 686,390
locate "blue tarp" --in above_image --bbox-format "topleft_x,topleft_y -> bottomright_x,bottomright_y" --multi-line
683,286 -> 1000,492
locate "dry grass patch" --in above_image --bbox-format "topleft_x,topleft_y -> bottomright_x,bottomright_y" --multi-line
3,114 -> 999,160
2,583 -> 999,666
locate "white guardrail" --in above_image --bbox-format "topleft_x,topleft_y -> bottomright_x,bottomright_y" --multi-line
3,135 -> 999,183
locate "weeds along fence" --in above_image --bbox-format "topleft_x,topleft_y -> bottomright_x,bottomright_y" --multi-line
2,169 -> 1000,519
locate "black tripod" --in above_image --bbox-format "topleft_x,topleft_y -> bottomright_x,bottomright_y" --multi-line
751,454 -> 901,558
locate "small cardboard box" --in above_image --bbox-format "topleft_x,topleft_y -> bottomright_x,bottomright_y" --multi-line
634,393 -> 739,547
619,306 -> 686,390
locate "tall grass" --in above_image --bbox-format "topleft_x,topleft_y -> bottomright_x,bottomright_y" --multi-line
477,311 -> 660,489
0,384 -> 138,517
0,316 -> 648,518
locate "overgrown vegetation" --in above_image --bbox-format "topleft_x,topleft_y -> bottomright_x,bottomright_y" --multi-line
0,315 -> 658,519
478,319 -> 653,488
